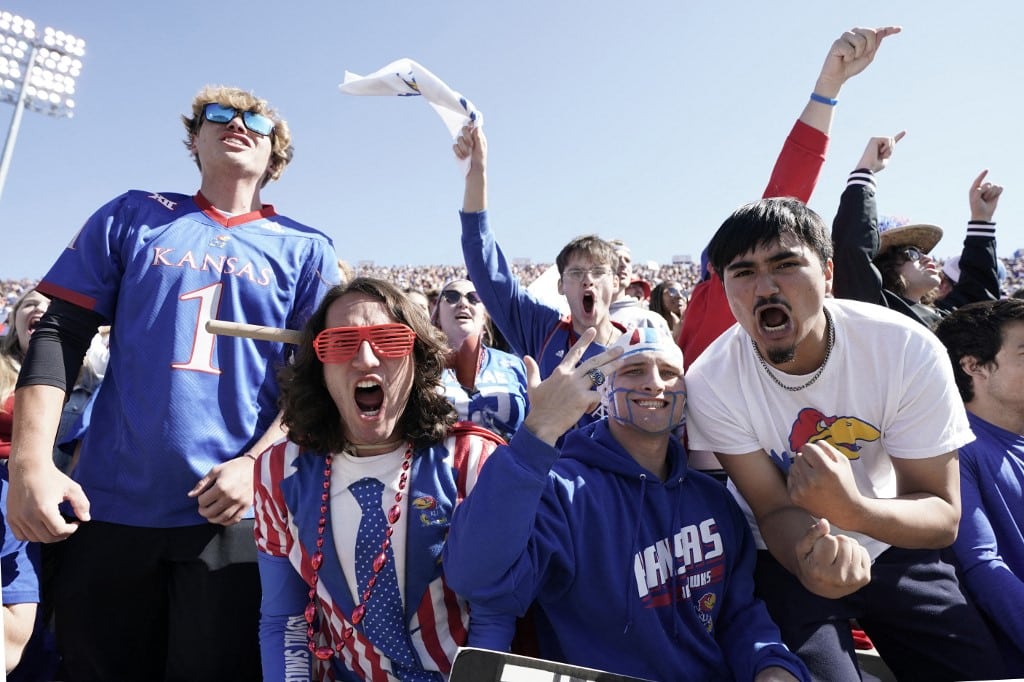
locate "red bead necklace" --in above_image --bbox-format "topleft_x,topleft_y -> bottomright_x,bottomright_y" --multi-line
305,444 -> 414,661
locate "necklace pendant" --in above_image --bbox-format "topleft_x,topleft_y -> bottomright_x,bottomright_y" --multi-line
352,603 -> 366,624
314,645 -> 334,661
373,551 -> 387,573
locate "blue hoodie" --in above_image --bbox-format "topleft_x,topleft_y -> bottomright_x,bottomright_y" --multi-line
445,421 -> 809,681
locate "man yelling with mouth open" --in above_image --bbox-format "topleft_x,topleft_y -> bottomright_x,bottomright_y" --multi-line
455,124 -> 624,439
684,197 -> 1006,681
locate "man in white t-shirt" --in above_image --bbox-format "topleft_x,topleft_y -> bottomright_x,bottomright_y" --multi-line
685,197 -> 1005,681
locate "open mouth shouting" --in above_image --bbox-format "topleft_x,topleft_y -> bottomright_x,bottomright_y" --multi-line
755,299 -> 793,340
354,379 -> 385,417
581,291 -> 595,316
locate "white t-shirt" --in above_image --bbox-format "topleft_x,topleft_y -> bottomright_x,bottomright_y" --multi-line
685,298 -> 973,560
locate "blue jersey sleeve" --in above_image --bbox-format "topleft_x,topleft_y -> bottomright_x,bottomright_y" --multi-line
460,210 -> 563,359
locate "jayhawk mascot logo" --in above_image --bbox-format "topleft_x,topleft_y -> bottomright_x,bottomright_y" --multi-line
788,408 -> 880,460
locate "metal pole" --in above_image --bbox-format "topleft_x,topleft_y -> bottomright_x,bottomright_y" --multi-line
0,42 -> 37,203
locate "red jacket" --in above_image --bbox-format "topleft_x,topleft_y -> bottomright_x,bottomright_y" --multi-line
679,120 -> 828,369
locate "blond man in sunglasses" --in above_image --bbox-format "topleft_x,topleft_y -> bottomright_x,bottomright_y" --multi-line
6,85 -> 340,681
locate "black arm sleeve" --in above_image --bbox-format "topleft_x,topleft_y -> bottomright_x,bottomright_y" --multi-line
16,298 -> 107,394
831,171 -> 886,305
935,223 -> 999,311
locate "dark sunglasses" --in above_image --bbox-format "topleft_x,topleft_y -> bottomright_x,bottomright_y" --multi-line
900,246 -> 923,263
202,102 -> 275,136
313,324 -> 416,363
440,290 -> 482,305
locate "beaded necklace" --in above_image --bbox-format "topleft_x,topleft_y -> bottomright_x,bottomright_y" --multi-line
304,444 -> 413,660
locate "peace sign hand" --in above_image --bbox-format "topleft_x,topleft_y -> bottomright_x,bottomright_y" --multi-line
522,328 -> 624,445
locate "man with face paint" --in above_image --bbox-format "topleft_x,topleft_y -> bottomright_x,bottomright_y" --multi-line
444,324 -> 810,682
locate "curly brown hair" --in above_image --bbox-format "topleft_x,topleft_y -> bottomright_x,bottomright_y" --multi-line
181,85 -> 293,187
278,278 -> 456,453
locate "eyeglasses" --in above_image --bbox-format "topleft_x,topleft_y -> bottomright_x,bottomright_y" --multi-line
900,247 -> 923,262
666,287 -> 682,297
563,267 -> 612,282
313,324 -> 416,363
440,290 -> 482,306
202,102 -> 275,137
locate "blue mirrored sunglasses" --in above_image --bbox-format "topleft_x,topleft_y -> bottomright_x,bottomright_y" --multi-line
202,102 -> 275,136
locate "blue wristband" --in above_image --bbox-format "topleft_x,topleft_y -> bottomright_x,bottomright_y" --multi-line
810,92 -> 838,106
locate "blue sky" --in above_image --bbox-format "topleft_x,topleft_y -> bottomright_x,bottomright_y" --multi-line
0,1 -> 1020,279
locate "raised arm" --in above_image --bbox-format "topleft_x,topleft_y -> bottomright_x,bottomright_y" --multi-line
831,132 -> 905,305
456,125 -> 486,213
454,125 -> 564,359
936,170 -> 1003,310
801,27 -> 901,135
764,26 -> 901,202
684,27 -> 901,369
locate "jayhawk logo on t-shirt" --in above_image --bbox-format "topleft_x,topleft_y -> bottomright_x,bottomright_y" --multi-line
788,408 -> 881,461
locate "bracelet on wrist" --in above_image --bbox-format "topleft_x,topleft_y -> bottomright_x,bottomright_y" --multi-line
810,92 -> 838,106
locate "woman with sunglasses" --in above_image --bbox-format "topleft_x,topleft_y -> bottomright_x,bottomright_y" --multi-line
832,133 -> 1004,328
648,281 -> 688,340
431,279 -> 528,441
254,278 -> 501,682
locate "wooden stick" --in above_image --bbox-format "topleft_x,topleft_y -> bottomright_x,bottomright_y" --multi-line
205,320 -> 304,345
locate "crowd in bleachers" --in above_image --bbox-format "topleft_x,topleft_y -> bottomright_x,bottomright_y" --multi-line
7,252 -> 1024,328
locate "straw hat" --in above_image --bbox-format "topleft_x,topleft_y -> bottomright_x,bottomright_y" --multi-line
877,223 -> 943,255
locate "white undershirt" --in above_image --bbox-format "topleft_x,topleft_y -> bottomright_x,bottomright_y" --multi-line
329,443 -> 410,606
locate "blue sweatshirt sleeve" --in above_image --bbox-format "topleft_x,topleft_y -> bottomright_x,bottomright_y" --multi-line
444,427 -> 568,621
257,550 -> 313,682
713,494 -> 811,682
949,451 -> 1024,654
460,210 -> 564,358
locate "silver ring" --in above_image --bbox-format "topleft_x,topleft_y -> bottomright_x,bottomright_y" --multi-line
586,368 -> 606,388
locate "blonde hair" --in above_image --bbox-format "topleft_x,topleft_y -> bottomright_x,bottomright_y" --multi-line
1,289 -> 42,405
181,85 -> 293,187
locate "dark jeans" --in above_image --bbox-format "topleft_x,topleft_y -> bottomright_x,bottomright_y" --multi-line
53,519 -> 262,682
754,547 -> 1006,682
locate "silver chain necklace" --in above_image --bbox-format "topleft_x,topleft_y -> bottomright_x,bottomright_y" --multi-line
752,307 -> 834,392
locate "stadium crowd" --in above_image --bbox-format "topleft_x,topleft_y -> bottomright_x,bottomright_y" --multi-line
7,252 -> 1024,332
4,22 -> 1024,682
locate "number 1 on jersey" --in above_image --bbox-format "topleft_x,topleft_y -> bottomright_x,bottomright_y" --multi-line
172,282 -> 223,374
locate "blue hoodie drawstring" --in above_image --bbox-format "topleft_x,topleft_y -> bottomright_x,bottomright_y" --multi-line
623,473 -> 649,635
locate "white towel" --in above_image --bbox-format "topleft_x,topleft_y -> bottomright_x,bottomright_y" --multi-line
339,58 -> 483,174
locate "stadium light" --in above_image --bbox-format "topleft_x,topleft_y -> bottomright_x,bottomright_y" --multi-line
0,11 -> 85,202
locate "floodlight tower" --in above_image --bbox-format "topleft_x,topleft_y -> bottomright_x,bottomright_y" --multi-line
0,11 -> 85,202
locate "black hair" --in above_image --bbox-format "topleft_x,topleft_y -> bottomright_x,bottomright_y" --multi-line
706,198 -> 832,280
934,298 -> 1024,403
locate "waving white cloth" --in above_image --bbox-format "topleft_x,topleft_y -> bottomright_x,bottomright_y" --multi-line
339,58 -> 483,174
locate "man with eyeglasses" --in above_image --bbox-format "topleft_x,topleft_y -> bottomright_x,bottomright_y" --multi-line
6,85 -> 340,681
454,126 -> 624,437
832,132 -> 1003,329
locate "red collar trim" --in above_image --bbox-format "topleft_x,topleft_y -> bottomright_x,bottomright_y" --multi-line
194,191 -> 277,227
